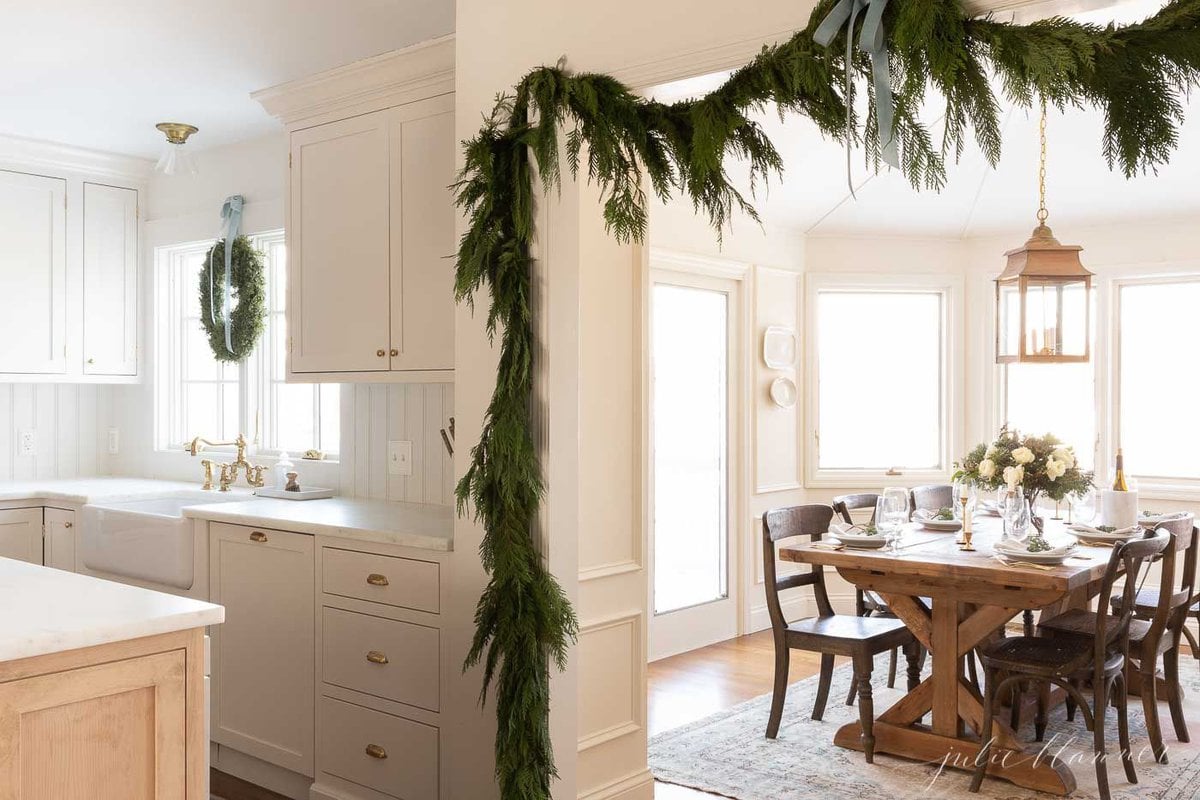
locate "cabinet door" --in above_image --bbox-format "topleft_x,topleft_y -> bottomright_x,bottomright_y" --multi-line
0,650 -> 187,800
43,508 -> 75,571
209,524 -> 314,775
83,183 -> 138,376
289,111 -> 392,374
0,170 -> 66,374
0,508 -> 43,564
389,96 -> 455,373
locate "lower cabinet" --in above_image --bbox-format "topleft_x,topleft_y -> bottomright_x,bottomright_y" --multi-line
0,630 -> 206,800
0,508 -> 44,564
43,508 -> 76,571
319,696 -> 438,800
209,523 -> 315,776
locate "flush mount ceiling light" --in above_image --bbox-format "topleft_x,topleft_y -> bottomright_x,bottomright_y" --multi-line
154,122 -> 199,176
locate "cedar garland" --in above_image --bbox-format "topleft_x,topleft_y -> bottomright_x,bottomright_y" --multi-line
452,2 -> 1200,797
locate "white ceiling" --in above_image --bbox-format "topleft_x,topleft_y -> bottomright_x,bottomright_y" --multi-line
649,0 -> 1200,238
0,0 -> 454,158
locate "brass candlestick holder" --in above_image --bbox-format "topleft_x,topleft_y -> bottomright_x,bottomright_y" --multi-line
959,494 -> 976,551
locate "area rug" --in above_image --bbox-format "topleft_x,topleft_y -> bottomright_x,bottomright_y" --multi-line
649,657 -> 1200,799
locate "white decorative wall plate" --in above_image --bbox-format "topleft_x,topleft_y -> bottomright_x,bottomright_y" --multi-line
769,376 -> 797,408
763,326 -> 797,369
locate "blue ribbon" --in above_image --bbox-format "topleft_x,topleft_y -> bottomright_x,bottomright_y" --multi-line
814,0 -> 899,195
209,195 -> 244,355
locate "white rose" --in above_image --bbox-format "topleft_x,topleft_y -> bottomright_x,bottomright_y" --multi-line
985,444 -> 998,459
1045,457 -> 1067,481
1004,464 -> 1024,488
1051,447 -> 1075,469
1012,446 -> 1035,465
978,459 -> 996,479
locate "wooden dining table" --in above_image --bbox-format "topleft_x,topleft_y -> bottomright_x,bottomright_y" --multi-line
780,515 -> 1114,796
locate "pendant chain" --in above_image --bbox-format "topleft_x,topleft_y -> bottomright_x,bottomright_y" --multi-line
1037,96 -> 1049,225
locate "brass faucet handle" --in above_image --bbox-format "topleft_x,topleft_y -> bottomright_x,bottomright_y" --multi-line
217,463 -> 235,492
247,465 -> 268,488
200,459 -> 215,491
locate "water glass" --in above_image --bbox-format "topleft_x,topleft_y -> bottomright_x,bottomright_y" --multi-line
953,481 -> 977,521
1069,488 -> 1096,525
1002,490 -> 1030,541
881,487 -> 910,554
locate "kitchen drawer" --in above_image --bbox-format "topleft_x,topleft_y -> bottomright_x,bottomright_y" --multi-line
323,607 -> 439,711
319,696 -> 438,800
323,547 -> 439,613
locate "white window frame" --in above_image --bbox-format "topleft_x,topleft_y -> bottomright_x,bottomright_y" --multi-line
1109,271 -> 1200,498
153,231 -> 339,460
804,272 -> 964,489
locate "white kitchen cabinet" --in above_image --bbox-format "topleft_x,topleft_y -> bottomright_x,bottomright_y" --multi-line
43,508 -> 75,571
0,508 -> 43,564
286,95 -> 454,382
0,170 -> 66,375
209,523 -> 315,776
82,182 -> 138,376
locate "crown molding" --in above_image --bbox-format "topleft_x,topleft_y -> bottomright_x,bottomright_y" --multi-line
252,34 -> 455,129
0,133 -> 152,184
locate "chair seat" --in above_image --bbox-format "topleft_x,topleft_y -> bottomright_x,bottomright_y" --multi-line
1111,588 -> 1200,617
1039,609 -> 1171,657
785,613 -> 912,654
979,634 -> 1123,677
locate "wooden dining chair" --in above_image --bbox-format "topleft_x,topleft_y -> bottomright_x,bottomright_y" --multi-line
970,531 -> 1171,800
1085,514 -> 1196,763
830,494 -> 896,690
762,504 -> 919,760
908,484 -> 954,516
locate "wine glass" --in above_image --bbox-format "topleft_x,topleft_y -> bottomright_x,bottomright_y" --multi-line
1068,488 -> 1096,525
953,480 -> 977,522
1002,490 -> 1029,542
881,487 -> 910,554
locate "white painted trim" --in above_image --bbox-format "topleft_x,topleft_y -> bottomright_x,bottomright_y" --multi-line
0,133 -> 152,184
579,560 -> 642,583
649,247 -> 751,280
577,611 -> 645,750
617,29 -> 797,90
253,35 -> 455,129
577,767 -> 655,800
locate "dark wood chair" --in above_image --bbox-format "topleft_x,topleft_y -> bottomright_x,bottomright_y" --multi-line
909,484 -> 954,516
1084,514 -> 1196,763
762,504 -> 919,760
831,493 -> 896,690
970,531 -> 1171,800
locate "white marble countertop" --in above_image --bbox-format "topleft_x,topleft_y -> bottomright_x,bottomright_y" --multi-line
0,557 -> 223,662
0,477 -> 454,552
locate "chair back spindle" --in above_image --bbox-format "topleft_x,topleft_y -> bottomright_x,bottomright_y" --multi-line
1093,532 -> 1171,686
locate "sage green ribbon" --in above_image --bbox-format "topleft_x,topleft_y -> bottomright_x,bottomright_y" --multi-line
208,195 -> 244,356
814,0 -> 899,195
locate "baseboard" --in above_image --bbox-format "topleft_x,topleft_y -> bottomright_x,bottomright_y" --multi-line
211,745 -> 312,800
578,767 -> 654,800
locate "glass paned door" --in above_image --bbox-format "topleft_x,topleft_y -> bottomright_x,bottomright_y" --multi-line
650,272 -> 739,660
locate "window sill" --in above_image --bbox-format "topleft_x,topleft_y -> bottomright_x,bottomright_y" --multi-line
805,468 -> 954,491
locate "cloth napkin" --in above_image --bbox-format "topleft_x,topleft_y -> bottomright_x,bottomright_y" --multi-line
995,539 -> 1076,557
829,521 -> 877,539
913,509 -> 955,522
1068,523 -> 1139,538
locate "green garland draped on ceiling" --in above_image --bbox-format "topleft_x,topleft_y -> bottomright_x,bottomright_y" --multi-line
452,1 -> 1200,797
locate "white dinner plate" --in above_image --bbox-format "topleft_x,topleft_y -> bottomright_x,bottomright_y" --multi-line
830,534 -> 888,549
1067,525 -> 1139,542
994,541 -> 1076,565
919,519 -> 962,532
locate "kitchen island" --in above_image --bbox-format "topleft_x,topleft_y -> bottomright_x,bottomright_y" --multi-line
0,557 -> 223,800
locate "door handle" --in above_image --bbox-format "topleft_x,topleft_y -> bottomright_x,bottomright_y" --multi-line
376,349 -> 386,357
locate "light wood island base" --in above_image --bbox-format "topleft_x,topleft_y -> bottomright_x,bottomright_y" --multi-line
0,628 -> 209,800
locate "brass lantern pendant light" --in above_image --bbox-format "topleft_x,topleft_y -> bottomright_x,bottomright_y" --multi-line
995,99 -> 1093,364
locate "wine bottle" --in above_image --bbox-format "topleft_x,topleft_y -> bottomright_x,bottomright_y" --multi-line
1112,448 -> 1129,491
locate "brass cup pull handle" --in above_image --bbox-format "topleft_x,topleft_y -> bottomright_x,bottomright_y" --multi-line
365,743 -> 388,760
249,531 -> 269,543
366,650 -> 389,665
366,573 -> 389,587
376,349 -> 386,357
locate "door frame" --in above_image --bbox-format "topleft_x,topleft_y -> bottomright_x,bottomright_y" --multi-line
647,250 -> 750,661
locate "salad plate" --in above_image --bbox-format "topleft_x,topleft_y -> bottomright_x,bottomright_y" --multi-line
994,539 -> 1077,565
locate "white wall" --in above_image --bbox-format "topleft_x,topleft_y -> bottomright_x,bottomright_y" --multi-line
0,384 -> 112,480
108,134 -> 453,504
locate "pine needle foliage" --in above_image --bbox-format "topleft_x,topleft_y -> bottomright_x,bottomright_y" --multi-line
453,2 -> 1200,798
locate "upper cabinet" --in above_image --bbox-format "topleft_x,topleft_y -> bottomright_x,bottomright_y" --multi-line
255,35 -> 456,384
0,141 -> 144,383
83,183 -> 138,376
0,170 -> 67,375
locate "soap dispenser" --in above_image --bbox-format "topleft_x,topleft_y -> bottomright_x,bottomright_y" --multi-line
274,451 -> 295,490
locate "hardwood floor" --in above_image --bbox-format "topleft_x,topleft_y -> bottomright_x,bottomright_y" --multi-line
649,629 -> 845,798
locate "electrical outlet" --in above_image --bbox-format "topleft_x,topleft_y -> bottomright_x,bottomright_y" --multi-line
18,429 -> 35,457
388,440 -> 413,477
107,428 -> 120,455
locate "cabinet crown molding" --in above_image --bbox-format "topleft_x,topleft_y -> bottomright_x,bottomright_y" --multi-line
253,34 -> 455,129
0,133 -> 151,184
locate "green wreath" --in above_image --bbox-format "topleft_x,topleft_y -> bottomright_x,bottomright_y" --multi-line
199,236 -> 266,362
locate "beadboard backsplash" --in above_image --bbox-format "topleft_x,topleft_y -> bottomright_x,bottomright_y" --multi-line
0,384 -> 112,481
339,383 -> 455,506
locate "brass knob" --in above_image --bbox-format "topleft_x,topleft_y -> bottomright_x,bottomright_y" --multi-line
64,522 -> 73,529
365,743 -> 388,760
376,349 -> 386,357
249,531 -> 268,543
366,573 -> 389,587
366,650 -> 389,665
389,348 -> 398,357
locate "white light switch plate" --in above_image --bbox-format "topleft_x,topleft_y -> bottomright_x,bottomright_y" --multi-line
107,428 -> 120,455
17,429 -> 35,457
388,440 -> 413,476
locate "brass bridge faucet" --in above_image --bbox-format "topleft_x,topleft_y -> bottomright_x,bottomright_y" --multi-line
185,433 -> 268,491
